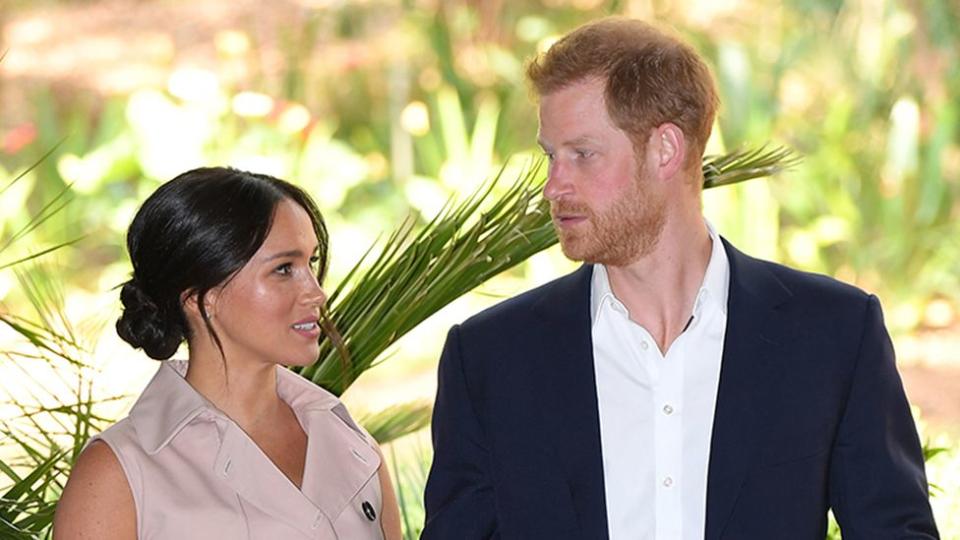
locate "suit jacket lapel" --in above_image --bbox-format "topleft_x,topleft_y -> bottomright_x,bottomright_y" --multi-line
528,265 -> 610,540
705,239 -> 793,539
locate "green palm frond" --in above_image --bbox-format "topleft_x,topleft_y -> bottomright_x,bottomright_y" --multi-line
0,184 -> 76,257
296,159 -> 556,393
0,447 -> 65,538
390,443 -> 430,540
358,401 -> 433,445
0,265 -> 87,367
0,140 -> 63,198
298,146 -> 796,394
0,239 -> 85,273
0,144 -> 796,539
701,145 -> 800,189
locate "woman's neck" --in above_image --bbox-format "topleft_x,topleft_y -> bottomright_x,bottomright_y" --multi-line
184,347 -> 286,431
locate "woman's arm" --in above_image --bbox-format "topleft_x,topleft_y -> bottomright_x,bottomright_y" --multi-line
376,450 -> 402,540
54,441 -> 136,540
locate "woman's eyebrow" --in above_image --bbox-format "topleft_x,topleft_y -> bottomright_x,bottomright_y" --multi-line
262,245 -> 320,261
263,249 -> 303,261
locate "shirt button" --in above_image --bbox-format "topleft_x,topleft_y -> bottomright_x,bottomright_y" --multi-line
222,459 -> 232,477
662,404 -> 674,415
640,341 -> 650,351
663,476 -> 674,487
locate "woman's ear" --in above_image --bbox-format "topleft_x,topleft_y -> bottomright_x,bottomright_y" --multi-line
181,288 -> 217,323
181,289 -> 199,317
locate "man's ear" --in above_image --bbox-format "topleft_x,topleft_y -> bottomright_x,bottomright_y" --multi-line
651,122 -> 687,181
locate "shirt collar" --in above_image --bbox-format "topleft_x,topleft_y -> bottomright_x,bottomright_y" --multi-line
590,220 -> 730,325
128,360 -> 341,454
699,220 -> 730,317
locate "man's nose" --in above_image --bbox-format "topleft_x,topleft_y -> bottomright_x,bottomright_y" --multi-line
543,159 -> 571,201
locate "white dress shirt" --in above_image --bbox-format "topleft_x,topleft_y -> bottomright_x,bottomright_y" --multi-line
591,223 -> 730,540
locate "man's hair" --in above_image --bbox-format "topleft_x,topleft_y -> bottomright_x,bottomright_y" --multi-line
526,17 -> 719,170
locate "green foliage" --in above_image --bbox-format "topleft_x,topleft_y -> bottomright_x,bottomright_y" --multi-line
0,144 -> 794,537
390,442 -> 430,540
698,0 -> 960,329
297,160 -> 556,394
2,0 -> 959,537
359,401 -> 432,445
299,146 -> 795,396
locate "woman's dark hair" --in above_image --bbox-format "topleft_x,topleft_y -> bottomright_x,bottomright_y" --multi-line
116,167 -> 329,360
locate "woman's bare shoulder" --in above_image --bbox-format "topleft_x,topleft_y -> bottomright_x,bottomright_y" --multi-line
54,440 -> 136,540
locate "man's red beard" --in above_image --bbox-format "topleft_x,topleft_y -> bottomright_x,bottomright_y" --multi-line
549,180 -> 665,267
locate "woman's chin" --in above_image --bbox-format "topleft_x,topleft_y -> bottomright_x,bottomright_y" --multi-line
284,347 -> 321,368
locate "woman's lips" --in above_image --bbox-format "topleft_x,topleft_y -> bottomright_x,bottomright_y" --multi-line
291,320 -> 321,338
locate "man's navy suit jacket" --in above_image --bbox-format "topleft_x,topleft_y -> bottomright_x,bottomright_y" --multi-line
423,239 -> 938,539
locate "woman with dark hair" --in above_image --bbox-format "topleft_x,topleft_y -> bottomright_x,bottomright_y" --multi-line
54,167 -> 402,539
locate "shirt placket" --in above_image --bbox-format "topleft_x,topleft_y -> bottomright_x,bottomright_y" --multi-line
655,331 -> 684,540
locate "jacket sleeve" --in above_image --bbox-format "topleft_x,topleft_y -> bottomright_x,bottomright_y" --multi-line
829,295 -> 939,538
422,325 -> 500,539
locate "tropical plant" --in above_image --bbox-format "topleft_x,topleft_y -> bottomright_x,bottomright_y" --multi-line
0,146 -> 794,538
1,155 -> 91,539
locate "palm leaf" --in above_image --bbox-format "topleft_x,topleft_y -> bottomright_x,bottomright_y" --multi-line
297,146 -> 796,394
0,447 -> 65,537
358,401 -> 433,445
0,183 -> 74,255
0,144 -> 795,539
0,139 -> 63,198
389,442 -> 430,540
701,145 -> 800,189
0,238 -> 86,273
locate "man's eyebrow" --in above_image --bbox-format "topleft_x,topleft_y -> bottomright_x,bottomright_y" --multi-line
538,135 -> 598,149
564,135 -> 599,146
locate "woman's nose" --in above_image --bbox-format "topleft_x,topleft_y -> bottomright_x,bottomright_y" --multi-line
301,275 -> 327,308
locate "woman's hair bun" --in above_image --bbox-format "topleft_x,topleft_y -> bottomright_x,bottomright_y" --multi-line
115,279 -> 183,360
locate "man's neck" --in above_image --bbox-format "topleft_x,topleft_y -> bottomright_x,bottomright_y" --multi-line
604,215 -> 712,354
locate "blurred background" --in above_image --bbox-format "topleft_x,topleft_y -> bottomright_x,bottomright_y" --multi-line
1,0 -> 958,537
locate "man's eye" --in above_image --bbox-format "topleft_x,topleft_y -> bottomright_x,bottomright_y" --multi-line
575,149 -> 593,159
542,151 -> 555,161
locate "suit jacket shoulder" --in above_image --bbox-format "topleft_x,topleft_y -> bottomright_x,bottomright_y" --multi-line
458,265 -> 593,336
723,240 -> 881,338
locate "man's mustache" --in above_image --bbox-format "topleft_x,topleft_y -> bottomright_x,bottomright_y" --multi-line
550,202 -> 592,216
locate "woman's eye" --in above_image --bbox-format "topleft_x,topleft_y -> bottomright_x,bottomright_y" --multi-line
275,263 -> 293,275
309,256 -> 320,270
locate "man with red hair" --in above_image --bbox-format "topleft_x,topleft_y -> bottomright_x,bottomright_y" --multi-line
424,18 -> 938,539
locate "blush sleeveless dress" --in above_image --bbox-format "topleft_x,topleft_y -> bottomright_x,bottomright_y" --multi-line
91,360 -> 385,539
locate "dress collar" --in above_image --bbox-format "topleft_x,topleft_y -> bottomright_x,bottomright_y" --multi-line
128,360 -> 342,455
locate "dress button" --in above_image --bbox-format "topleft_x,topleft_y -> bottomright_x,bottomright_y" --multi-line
662,404 -> 674,415
663,476 -> 673,487
222,459 -> 232,477
640,341 -> 649,351
361,501 -> 377,521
